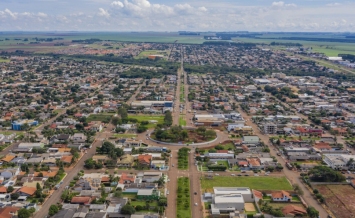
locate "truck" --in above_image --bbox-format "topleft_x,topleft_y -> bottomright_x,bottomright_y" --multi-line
286,162 -> 293,170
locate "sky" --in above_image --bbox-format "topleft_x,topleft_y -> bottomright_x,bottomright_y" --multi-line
0,0 -> 354,32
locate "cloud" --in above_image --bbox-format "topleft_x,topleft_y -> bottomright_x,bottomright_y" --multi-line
326,3 -> 342,7
5,8 -> 17,19
111,1 -> 124,7
98,8 -> 110,17
198,7 -> 208,12
271,1 -> 297,9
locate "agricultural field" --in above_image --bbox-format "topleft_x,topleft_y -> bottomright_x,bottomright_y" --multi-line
235,35 -> 355,56
127,115 -> 164,128
177,177 -> 191,218
201,176 -> 293,192
315,184 -> 355,218
86,114 -> 112,123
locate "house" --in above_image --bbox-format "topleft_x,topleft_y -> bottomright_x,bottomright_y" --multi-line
88,121 -> 103,132
50,134 -> 71,144
17,143 -> 43,149
22,177 -> 45,188
119,173 -> 135,184
151,160 -> 167,170
1,155 -> 16,163
124,139 -> 142,148
0,167 -> 20,179
71,196 -> 92,205
71,133 -> 87,144
0,207 -> 21,218
282,205 -> 307,217
136,189 -> 160,200
138,154 -> 152,167
0,186 -> 7,194
323,154 -> 355,170
17,186 -> 37,196
117,155 -> 134,168
33,171 -> 58,178
42,158 -> 57,167
271,190 -> 291,202
61,156 -> 73,165
89,204 -> 107,212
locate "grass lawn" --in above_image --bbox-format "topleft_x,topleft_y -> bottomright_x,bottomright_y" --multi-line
86,114 -> 112,122
130,200 -> 158,207
0,58 -> 10,62
292,196 -> 301,202
128,115 -> 164,128
216,160 -> 230,168
122,193 -> 137,198
178,148 -> 189,170
220,142 -> 235,150
0,131 -> 20,136
177,177 -> 191,218
201,176 -> 292,192
269,202 -> 305,210
179,116 -> 186,126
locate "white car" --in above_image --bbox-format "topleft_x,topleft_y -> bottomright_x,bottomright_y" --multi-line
231,174 -> 235,176
194,203 -> 198,206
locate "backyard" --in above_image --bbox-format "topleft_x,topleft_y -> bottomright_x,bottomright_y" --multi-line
179,116 -> 186,126
201,176 -> 293,192
315,184 -> 355,218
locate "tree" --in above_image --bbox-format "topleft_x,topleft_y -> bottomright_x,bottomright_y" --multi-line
111,117 -> 120,126
18,208 -> 30,218
307,206 -> 319,218
163,111 -> 173,126
84,158 -> 95,169
118,107 -> 128,120
49,205 -> 59,216
308,166 -> 346,182
120,205 -> 135,215
205,130 -> 216,139
7,186 -> 14,193
10,193 -> 20,200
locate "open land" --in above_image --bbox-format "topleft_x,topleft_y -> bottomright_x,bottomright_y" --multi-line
316,185 -> 355,218
201,176 -> 293,192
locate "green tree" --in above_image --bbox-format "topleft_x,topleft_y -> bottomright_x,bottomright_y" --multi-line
164,110 -> 173,126
84,158 -> 95,169
11,193 -> 20,200
111,117 -> 120,126
49,205 -> 59,216
121,205 -> 136,215
18,208 -> 30,218
118,107 -> 128,120
307,206 -> 319,218
7,186 -> 14,193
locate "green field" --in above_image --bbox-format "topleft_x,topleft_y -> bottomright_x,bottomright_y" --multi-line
201,176 -> 292,192
177,177 -> 191,218
179,116 -> 186,126
235,36 -> 355,56
86,114 -> 112,122
128,115 -> 164,128
0,58 -> 10,62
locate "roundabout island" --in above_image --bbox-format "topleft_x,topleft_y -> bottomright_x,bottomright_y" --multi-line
148,125 -> 218,146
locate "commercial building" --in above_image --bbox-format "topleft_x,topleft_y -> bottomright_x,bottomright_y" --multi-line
12,120 -> 38,131
263,123 -> 277,134
211,187 -> 254,215
323,154 -> 355,170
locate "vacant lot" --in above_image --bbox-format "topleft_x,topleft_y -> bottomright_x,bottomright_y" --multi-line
201,176 -> 292,192
128,115 -> 164,128
86,114 -> 112,122
316,184 -> 355,218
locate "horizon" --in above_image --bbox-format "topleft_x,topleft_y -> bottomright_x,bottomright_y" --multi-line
1,0 -> 354,32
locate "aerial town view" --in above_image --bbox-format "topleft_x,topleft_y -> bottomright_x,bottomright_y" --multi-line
1,1 -> 355,218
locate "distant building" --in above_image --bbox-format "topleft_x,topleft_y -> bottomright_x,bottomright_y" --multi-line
263,123 -> 277,134
12,120 -> 38,131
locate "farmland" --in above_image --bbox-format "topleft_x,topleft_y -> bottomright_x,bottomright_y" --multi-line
201,176 -> 293,192
315,184 -> 355,218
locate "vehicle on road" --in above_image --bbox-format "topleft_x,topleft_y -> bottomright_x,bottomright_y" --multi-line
215,173 -> 219,176
194,203 -> 198,206
172,164 -> 174,167
194,192 -> 197,195
231,174 -> 235,176
167,190 -> 169,195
